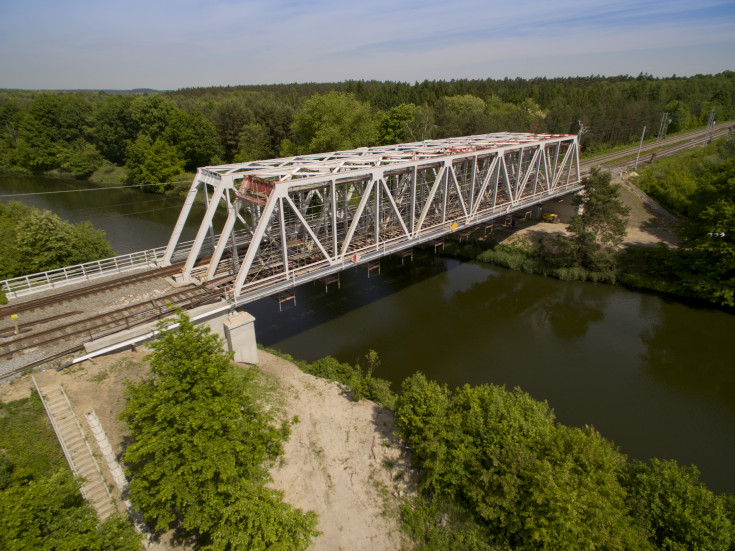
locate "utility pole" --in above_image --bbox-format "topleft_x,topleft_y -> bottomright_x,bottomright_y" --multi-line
662,116 -> 672,140
705,106 -> 716,144
577,120 -> 586,148
657,112 -> 668,142
634,126 -> 646,170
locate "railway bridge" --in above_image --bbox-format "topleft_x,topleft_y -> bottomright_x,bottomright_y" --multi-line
163,132 -> 581,306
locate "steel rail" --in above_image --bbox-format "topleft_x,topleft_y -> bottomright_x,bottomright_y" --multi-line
1,287 -> 221,359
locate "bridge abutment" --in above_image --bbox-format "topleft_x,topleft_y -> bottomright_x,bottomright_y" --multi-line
224,311 -> 258,365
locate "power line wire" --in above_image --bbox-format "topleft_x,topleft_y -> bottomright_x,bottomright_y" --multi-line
0,181 -> 187,198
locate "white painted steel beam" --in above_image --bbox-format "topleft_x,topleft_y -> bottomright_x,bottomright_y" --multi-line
165,133 -> 581,302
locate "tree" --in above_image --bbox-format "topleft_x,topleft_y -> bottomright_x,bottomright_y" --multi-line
3,204 -> 115,277
235,123 -> 272,162
162,110 -> 222,171
93,95 -> 137,164
403,104 -> 435,141
0,394 -> 141,551
677,157 -> 735,306
665,100 -> 692,133
0,470 -> 141,551
57,139 -> 103,178
129,95 -> 176,143
291,91 -> 379,154
396,373 -> 648,550
434,95 -> 488,138
120,311 -> 318,549
378,103 -> 417,145
565,168 -> 630,271
125,136 -> 184,192
624,459 -> 733,550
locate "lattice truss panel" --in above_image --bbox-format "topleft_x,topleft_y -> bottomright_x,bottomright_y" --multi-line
162,133 -> 580,302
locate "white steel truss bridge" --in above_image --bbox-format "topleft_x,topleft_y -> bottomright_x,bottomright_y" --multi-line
162,133 -> 581,306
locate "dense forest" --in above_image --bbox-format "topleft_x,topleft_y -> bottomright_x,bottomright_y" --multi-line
0,73 -> 733,189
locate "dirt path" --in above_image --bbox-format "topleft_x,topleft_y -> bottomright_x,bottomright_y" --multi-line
259,352 -> 414,551
501,175 -> 679,248
0,349 -> 415,551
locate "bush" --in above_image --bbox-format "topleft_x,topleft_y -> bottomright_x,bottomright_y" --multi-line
266,348 -> 396,408
396,373 -> 650,550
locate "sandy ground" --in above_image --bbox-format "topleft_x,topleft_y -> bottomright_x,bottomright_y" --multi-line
260,352 -> 414,551
498,175 -> 679,249
0,349 -> 415,551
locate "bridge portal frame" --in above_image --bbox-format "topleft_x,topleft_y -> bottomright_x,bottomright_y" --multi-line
163,133 -> 581,306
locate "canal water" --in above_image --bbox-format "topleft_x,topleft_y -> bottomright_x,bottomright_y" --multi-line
3,172 -> 734,494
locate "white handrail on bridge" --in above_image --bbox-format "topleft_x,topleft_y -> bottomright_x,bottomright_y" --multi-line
0,228 -> 251,300
0,247 -> 164,299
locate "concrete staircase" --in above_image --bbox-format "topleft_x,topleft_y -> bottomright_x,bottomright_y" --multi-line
33,378 -> 117,522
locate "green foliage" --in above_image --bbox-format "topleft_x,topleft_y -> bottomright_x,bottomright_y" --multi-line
665,100 -> 693,133
0,470 -> 141,551
566,168 -> 630,271
235,123 -> 272,162
290,91 -> 379,154
0,393 -> 65,483
435,95 -> 488,138
624,459 -> 734,550
0,201 -> 116,278
124,136 -> 184,192
268,349 -> 396,408
396,373 -> 650,550
129,95 -> 176,142
57,139 -> 103,178
93,95 -> 137,164
378,103 -> 417,145
162,110 -> 222,171
2,73 -> 734,187
627,138 -> 735,306
473,242 -> 617,284
121,311 -> 318,548
0,394 -> 141,550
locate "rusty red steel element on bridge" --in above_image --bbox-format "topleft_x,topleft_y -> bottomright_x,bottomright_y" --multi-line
162,133 -> 581,306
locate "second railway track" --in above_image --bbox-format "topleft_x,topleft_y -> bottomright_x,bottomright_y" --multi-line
1,285 -> 222,360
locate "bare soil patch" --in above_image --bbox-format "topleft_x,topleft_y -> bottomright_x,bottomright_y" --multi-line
499,176 -> 679,248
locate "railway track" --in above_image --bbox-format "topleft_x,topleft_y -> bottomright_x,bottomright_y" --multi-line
580,123 -> 733,174
1,286 -> 221,361
0,264 -> 183,316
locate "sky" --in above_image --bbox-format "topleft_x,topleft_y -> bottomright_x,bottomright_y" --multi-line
0,0 -> 733,90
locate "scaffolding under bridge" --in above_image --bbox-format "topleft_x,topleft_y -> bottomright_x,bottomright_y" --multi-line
162,133 -> 581,306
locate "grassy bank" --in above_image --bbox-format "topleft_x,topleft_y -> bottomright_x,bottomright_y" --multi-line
440,238 -> 618,284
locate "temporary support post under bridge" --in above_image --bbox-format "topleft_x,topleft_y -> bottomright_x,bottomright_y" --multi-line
162,133 -> 581,306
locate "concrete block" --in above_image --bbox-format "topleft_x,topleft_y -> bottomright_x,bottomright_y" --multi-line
224,311 -> 258,365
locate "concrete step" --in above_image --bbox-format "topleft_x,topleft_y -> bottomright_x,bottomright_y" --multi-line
86,485 -> 110,501
55,419 -> 79,432
64,440 -> 89,457
45,398 -> 66,408
74,457 -> 97,472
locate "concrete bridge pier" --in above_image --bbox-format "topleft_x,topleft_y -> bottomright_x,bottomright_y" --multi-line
224,311 -> 258,365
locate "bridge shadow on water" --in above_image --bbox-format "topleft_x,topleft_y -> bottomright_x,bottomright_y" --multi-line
241,248 -> 453,354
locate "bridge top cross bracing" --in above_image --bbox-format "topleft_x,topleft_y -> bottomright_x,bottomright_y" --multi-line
164,132 -> 581,305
